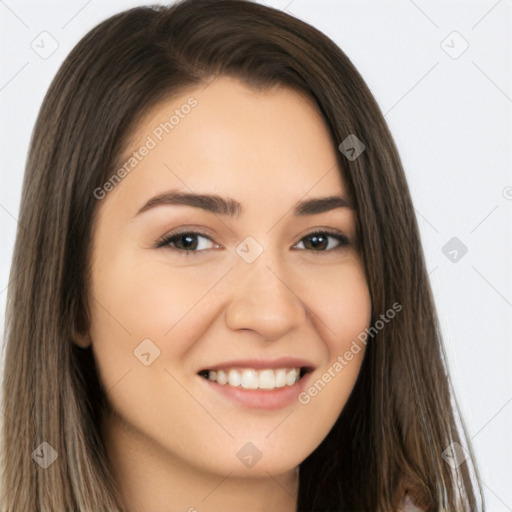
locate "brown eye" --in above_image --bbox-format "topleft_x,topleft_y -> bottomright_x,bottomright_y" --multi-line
156,231 -> 217,253
295,231 -> 350,252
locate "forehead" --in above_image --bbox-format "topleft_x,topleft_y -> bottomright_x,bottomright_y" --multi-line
112,75 -> 347,206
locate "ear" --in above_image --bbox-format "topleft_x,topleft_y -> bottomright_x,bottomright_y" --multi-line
71,323 -> 92,349
71,304 -> 92,348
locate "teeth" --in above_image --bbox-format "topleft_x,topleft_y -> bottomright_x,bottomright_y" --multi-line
240,369 -> 259,389
259,369 -> 275,389
228,369 -> 241,387
275,369 -> 287,388
206,367 -> 301,390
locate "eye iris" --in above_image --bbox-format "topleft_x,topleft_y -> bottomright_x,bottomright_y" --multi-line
175,234 -> 198,250
305,233 -> 328,250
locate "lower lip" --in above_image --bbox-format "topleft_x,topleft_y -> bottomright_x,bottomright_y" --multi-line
200,373 -> 312,410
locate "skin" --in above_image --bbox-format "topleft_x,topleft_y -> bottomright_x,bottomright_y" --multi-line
75,75 -> 372,512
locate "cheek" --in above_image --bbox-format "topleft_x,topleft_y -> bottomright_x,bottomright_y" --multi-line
287,262 -> 371,455
89,249 -> 220,344
301,257 -> 372,352
87,248 -> 235,396
86,254 -> 220,449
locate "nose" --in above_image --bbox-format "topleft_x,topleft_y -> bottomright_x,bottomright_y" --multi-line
224,251 -> 308,341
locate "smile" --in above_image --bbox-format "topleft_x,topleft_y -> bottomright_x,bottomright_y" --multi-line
198,367 -> 303,390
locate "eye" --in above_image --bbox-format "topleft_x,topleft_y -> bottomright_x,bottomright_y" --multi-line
293,230 -> 350,253
155,230 -> 218,253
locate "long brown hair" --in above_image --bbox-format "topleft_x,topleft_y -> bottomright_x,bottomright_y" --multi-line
1,0 -> 484,510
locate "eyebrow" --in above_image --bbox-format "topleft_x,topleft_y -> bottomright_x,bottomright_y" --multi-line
134,189 -> 354,218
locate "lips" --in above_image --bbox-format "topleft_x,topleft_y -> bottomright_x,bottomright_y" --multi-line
197,358 -> 316,410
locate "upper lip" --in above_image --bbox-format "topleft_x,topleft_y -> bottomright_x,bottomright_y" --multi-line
198,357 -> 316,373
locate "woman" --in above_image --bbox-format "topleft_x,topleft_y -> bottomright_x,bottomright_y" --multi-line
0,0 -> 484,510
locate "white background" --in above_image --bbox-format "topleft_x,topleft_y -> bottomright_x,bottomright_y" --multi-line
0,0 -> 511,509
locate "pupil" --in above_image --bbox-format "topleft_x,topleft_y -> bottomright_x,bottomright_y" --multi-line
308,234 -> 327,250
178,234 -> 197,250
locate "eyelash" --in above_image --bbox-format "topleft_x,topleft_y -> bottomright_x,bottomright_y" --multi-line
155,228 -> 350,255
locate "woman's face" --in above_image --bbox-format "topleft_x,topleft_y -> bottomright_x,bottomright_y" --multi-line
82,75 -> 371,479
